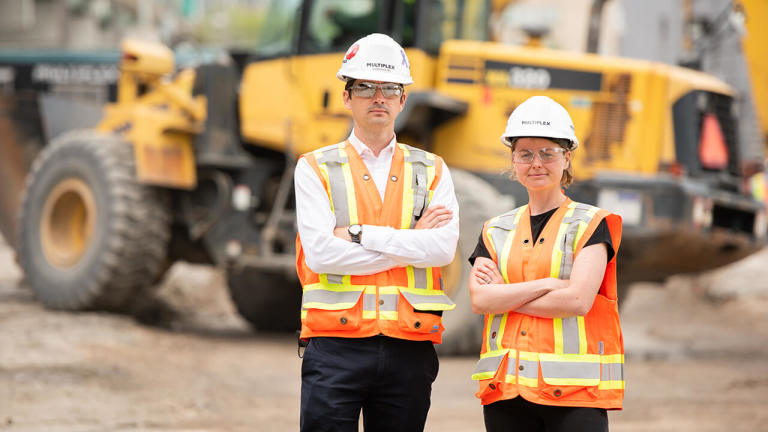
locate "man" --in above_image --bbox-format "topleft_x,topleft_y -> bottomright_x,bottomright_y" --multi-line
294,33 -> 460,432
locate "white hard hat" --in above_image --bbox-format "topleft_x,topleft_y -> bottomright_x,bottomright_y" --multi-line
337,33 -> 413,85
501,96 -> 579,149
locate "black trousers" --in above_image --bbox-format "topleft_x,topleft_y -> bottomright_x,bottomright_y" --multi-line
300,336 -> 439,432
483,397 -> 608,432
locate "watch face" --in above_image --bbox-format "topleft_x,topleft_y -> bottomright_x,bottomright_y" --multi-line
349,224 -> 362,235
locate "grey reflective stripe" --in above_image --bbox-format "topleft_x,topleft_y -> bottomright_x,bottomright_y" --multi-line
601,362 -> 624,381
403,146 -> 435,227
562,317 -> 581,354
317,146 -> 351,227
489,208 -> 522,231
413,267 -> 427,289
403,144 -> 433,166
402,292 -> 454,308
540,361 -> 600,380
488,228 -> 509,259
363,292 -> 377,311
473,353 -> 505,375
326,274 -> 344,284
379,293 -> 399,312
411,163 -> 428,224
301,289 -> 362,307
509,357 -> 539,379
558,204 -> 597,279
487,314 -> 504,350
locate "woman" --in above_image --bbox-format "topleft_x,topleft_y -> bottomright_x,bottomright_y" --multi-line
468,96 -> 624,432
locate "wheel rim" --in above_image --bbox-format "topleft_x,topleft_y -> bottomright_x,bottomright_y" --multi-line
39,178 -> 97,269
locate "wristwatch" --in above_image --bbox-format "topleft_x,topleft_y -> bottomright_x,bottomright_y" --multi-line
348,224 -> 362,244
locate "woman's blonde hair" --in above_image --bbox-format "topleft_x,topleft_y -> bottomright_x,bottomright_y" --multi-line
508,137 -> 574,187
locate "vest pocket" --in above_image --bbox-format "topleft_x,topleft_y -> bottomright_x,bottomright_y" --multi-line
538,353 -> 600,402
301,286 -> 365,331
397,291 -> 446,334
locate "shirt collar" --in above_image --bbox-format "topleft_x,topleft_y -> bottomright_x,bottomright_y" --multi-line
348,129 -> 397,158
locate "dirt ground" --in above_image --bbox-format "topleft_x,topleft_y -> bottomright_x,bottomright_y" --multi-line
1,235 -> 768,432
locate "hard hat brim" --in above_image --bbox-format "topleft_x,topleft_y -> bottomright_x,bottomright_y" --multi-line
337,71 -> 413,85
501,131 -> 580,149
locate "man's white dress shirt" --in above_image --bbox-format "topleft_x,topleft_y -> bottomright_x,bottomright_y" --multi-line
295,130 -> 460,275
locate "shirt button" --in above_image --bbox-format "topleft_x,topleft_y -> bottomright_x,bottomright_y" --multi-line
489,383 -> 496,390
521,330 -> 527,336
340,317 -> 348,325
391,175 -> 398,182
491,331 -> 497,339
554,389 -> 562,397
519,365 -> 525,371
362,174 -> 370,181
378,299 -> 384,305
414,321 -> 421,329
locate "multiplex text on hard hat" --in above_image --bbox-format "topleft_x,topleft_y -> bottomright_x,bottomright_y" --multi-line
337,33 -> 413,85
501,96 -> 579,149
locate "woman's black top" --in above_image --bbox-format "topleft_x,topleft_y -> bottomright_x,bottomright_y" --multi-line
468,207 -> 615,266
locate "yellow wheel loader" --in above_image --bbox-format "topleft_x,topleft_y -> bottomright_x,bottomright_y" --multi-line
1,0 -> 765,353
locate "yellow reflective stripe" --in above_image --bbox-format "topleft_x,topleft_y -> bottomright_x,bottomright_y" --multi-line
362,310 -> 376,319
541,353 -> 600,362
550,220 -> 570,277
400,150 -> 414,229
406,266 -> 415,289
378,286 -> 400,295
301,309 -> 307,319
577,316 -> 588,355
495,313 -> 509,352
575,221 -> 588,250
426,267 -> 433,290
554,318 -> 564,354
379,311 -> 397,320
598,380 -> 625,390
601,354 -> 624,363
518,350 -> 539,361
498,221 -> 517,284
340,162 -> 358,226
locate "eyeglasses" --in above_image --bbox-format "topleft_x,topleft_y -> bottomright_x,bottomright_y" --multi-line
513,147 -> 567,164
350,82 -> 404,98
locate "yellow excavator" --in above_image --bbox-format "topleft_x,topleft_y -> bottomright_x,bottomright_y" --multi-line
1,0 -> 765,353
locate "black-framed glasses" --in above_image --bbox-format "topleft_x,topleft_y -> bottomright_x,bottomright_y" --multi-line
350,82 -> 404,98
513,147 -> 567,164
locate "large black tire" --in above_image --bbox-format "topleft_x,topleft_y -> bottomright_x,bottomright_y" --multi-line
437,170 -> 515,355
17,130 -> 171,311
226,267 -> 302,332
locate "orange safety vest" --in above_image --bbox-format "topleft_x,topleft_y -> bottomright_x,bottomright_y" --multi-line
472,199 -> 624,409
296,141 -> 456,343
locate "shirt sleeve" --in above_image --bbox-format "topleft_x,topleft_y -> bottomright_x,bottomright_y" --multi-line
294,158 -> 400,275
360,160 -> 460,268
584,218 -> 615,263
468,230 -> 491,266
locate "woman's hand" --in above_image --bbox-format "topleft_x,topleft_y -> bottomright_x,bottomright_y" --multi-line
471,257 -> 504,285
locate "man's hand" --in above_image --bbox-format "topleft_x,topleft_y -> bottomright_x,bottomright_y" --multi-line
333,227 -> 352,242
414,205 -> 453,230
472,257 -> 504,285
